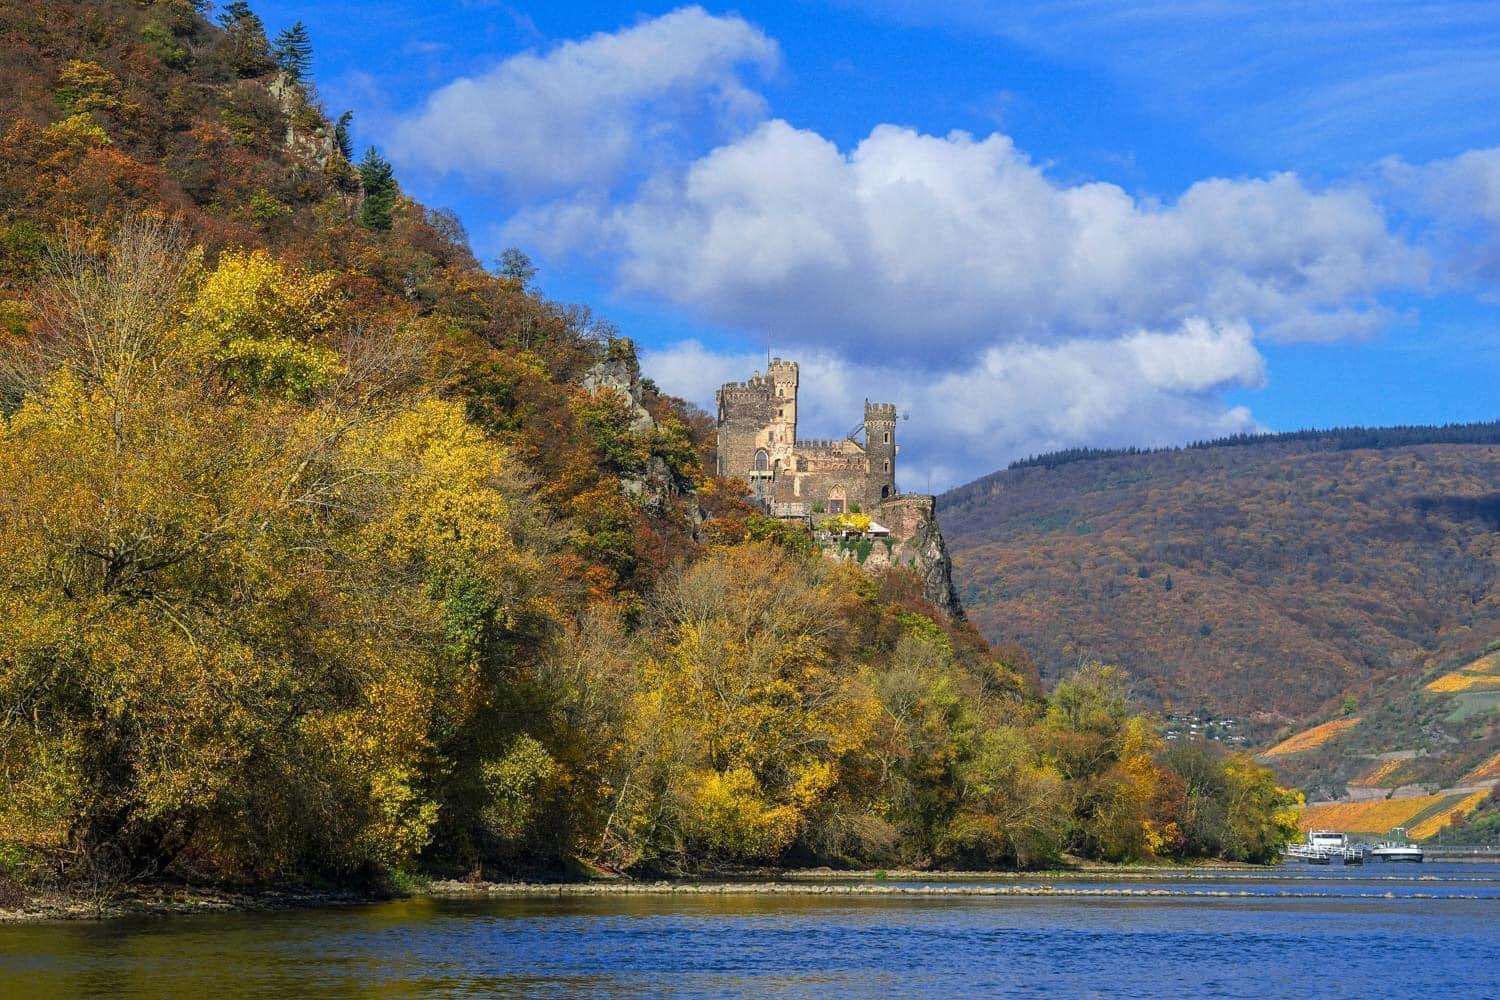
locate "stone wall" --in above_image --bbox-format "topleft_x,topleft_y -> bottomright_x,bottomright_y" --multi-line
716,359 -> 900,514
715,377 -> 774,480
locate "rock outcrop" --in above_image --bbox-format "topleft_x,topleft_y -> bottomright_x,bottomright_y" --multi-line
581,344 -> 704,534
827,494 -> 965,619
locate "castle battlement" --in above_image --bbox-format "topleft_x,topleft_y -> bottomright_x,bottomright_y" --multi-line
717,378 -> 770,394
796,438 -> 860,451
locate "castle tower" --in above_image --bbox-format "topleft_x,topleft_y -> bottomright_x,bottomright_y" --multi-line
864,401 -> 898,500
766,358 -> 799,465
716,373 -> 772,479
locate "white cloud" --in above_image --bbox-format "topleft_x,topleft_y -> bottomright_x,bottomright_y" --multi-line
644,319 -> 1265,491
526,121 -> 1424,362
396,9 -> 1497,487
1385,146 -> 1500,288
388,6 -> 778,193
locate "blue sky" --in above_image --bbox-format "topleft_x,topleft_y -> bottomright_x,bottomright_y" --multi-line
251,0 -> 1500,488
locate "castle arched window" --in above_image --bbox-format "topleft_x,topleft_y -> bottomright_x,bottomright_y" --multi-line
882,485 -> 891,499
753,448 -> 769,472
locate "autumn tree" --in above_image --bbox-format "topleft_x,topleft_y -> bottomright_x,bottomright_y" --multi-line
600,545 -> 878,869
0,219 -> 559,886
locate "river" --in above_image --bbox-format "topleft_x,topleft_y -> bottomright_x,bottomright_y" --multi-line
3,864 -> 1497,998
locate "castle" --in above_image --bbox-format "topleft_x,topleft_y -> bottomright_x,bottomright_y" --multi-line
716,358 -> 899,518
714,357 -> 964,616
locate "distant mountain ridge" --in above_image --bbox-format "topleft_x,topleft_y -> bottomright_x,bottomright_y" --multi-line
940,429 -> 1500,730
1008,420 -> 1500,471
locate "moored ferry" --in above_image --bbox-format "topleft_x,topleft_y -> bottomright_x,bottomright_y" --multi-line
1287,830 -> 1365,863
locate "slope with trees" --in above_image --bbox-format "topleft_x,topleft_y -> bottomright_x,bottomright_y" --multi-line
943,440 -> 1500,720
0,0 -> 1299,898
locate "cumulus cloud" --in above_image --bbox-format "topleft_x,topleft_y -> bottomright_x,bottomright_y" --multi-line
389,6 -> 778,193
398,9 -> 1496,486
519,121 -> 1424,361
1385,146 -> 1500,288
644,319 -> 1265,491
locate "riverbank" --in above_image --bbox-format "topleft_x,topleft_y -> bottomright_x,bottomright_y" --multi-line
0,884 -> 373,924
0,857 -> 1440,923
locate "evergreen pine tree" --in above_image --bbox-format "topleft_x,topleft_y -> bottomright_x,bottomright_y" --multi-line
359,147 -> 396,231
216,1 -> 274,77
216,0 -> 254,25
273,22 -> 313,82
334,111 -> 354,161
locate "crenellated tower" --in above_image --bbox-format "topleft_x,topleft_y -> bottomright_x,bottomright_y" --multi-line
864,401 -> 898,500
712,359 -> 958,616
767,358 -> 799,463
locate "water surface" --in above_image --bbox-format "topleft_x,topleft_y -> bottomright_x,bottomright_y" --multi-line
3,864 -> 1496,998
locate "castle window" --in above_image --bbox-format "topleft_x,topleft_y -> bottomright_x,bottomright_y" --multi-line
753,449 -> 769,472
883,460 -> 890,472
883,432 -> 890,443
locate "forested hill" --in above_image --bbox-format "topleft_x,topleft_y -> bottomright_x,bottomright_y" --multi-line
1008,421 -> 1500,471
0,0 -> 1307,895
940,434 -> 1500,724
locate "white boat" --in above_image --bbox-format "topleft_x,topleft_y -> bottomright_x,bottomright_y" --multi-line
1370,829 -> 1424,863
1287,830 -> 1365,863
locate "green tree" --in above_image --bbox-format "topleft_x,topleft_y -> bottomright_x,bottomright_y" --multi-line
359,147 -> 397,231
272,22 -> 313,82
498,247 -> 537,288
333,110 -> 354,161
216,1 -> 275,78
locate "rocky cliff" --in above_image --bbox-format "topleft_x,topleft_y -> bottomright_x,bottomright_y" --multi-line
581,345 -> 705,535
825,494 -> 965,618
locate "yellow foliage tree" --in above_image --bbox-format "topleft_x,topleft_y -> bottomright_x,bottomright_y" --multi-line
604,544 -> 879,868
0,220 -> 558,883
182,248 -> 343,399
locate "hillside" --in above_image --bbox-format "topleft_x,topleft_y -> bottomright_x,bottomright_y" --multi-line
940,436 -> 1500,722
0,0 -> 1309,897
